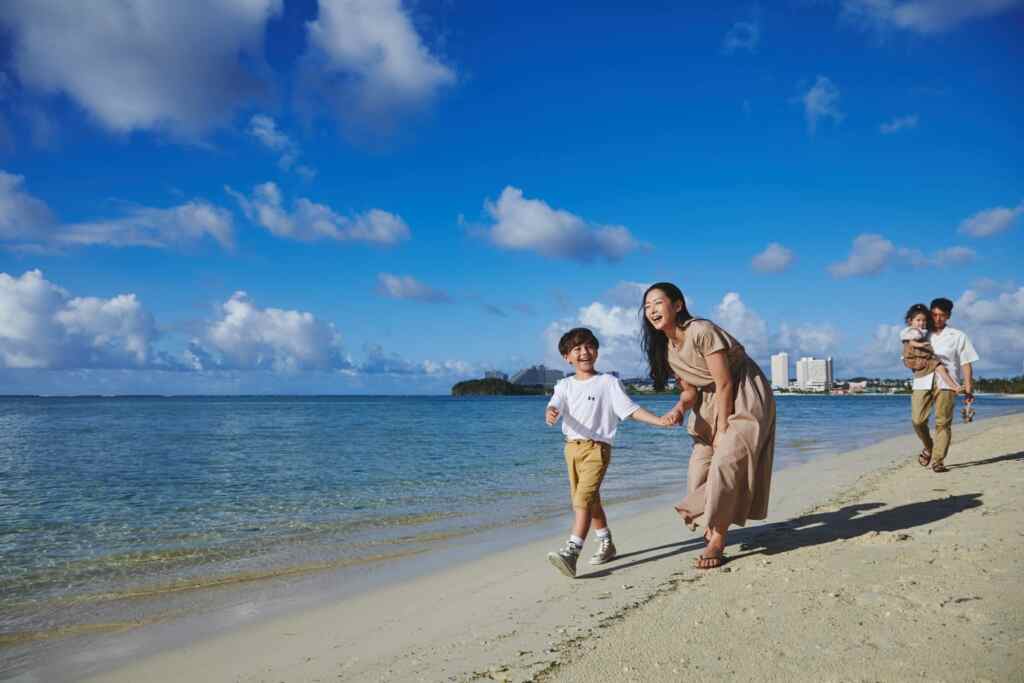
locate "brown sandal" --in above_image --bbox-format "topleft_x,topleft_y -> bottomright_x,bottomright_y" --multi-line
917,449 -> 932,467
694,553 -> 727,570
932,462 -> 949,473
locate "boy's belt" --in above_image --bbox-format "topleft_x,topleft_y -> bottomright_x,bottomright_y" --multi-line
566,438 -> 610,447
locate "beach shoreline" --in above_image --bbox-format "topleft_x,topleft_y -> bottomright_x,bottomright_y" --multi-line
6,411 -> 1017,682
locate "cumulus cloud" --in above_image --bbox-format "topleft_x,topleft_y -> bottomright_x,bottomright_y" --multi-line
228,181 -> 410,245
716,292 -> 770,359
247,114 -> 316,178
483,186 -> 642,262
722,20 -> 760,54
880,113 -> 919,134
777,322 -> 842,356
0,170 -> 56,241
842,0 -> 1022,34
360,344 -> 475,377
0,0 -> 281,137
751,243 -> 795,273
952,287 -> 1024,373
958,201 -> 1023,237
376,273 -> 449,302
304,0 -> 455,124
798,76 -> 843,135
828,233 -> 895,277
198,291 -> 349,372
0,270 -> 158,369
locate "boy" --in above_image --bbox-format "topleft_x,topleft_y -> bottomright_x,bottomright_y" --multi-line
545,327 -> 669,578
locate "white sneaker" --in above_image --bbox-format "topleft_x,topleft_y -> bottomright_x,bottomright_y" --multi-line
589,535 -> 617,565
547,541 -> 581,578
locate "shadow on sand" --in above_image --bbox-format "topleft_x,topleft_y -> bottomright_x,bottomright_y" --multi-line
583,446 -> 1024,577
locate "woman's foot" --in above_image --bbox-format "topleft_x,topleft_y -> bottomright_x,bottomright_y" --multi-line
702,528 -> 712,544
917,449 -> 932,467
696,527 -> 727,569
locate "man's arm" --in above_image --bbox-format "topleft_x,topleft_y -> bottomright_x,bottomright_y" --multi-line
962,362 -> 974,400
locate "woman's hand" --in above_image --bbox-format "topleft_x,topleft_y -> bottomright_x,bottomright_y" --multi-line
661,406 -> 685,426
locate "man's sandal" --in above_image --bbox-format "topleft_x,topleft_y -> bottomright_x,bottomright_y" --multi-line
694,554 -> 727,570
917,449 -> 932,467
932,462 -> 949,473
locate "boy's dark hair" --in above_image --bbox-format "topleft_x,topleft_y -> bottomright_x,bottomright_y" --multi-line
904,303 -> 931,329
930,297 -> 954,315
558,327 -> 599,356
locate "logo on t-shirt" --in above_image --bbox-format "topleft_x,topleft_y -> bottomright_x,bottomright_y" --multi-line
587,395 -> 596,401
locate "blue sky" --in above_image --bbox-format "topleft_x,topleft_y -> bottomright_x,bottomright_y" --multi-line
1,0 -> 1022,394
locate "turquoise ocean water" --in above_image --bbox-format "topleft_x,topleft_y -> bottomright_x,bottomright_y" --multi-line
1,394 -> 1021,651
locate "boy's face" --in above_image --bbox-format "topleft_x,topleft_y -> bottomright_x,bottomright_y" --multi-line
910,313 -> 928,330
564,342 -> 598,374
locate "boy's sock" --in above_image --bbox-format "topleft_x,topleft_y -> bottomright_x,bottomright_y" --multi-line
594,527 -> 610,539
569,535 -> 584,549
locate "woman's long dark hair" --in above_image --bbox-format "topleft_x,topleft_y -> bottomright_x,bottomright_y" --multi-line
640,282 -> 693,391
904,303 -> 933,332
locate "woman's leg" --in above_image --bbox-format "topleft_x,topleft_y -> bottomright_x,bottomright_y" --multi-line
675,442 -> 714,528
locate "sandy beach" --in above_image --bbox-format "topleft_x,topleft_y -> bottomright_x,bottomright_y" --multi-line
21,412 -> 1021,682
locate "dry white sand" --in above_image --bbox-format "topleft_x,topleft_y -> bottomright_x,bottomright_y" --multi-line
61,413 -> 1024,682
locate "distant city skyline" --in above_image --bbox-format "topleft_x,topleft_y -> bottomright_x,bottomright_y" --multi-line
0,1 -> 1021,394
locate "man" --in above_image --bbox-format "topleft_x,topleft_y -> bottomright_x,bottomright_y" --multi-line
911,297 -> 979,472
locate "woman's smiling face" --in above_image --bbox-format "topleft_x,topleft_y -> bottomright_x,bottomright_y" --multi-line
644,288 -> 680,332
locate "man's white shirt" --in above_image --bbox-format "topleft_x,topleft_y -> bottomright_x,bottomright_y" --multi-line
911,325 -> 979,391
548,373 -> 640,443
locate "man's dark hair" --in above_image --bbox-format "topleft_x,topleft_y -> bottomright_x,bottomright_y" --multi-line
558,327 -> 599,356
930,297 -> 954,315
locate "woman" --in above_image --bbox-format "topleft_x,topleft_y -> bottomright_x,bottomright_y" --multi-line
641,282 -> 776,568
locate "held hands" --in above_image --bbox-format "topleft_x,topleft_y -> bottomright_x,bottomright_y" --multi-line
659,406 -> 685,427
545,406 -> 560,426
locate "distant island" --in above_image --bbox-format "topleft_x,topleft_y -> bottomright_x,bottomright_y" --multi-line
451,378 -> 546,396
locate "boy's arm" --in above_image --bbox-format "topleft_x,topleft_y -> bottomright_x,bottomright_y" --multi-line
628,406 -> 672,427
546,383 -> 564,425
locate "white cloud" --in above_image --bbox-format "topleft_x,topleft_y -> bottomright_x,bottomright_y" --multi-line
0,0 -> 282,137
842,0 -> 1022,34
828,233 -> 895,277
880,113 -> 919,134
777,322 -> 842,356
953,287 -> 1024,372
0,270 -> 158,369
715,292 -> 770,359
722,20 -> 760,54
896,245 -> 976,268
60,201 -> 235,250
376,273 -> 449,302
798,76 -> 843,135
602,281 -> 650,308
304,0 -> 455,121
199,291 -> 349,372
1,171 -> 234,250
958,201 -> 1023,237
360,344 -> 475,378
0,170 -> 56,241
247,114 -> 315,177
751,242 -> 795,273
483,186 -> 642,262
229,181 -> 410,245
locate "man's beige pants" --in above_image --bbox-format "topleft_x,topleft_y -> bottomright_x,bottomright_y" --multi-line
911,385 -> 956,465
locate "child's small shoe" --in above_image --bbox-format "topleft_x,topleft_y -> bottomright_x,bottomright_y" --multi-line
589,534 -> 617,565
547,541 -> 581,578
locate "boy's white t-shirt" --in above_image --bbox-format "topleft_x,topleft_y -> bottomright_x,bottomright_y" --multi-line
911,325 -> 979,391
547,373 -> 640,444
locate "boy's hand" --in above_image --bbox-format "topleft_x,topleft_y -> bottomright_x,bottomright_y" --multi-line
545,406 -> 560,425
661,406 -> 684,426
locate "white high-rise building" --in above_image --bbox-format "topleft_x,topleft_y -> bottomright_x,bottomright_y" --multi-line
796,356 -> 834,391
770,352 -> 789,389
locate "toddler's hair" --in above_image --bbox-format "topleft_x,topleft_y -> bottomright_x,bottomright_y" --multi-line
558,327 -> 600,356
904,303 -> 930,326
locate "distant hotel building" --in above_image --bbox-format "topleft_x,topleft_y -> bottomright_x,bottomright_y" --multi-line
795,356 -> 833,392
484,370 -> 509,381
510,364 -> 564,388
770,352 -> 789,389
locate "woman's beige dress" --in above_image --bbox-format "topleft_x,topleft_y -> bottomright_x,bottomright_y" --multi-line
668,318 -> 776,530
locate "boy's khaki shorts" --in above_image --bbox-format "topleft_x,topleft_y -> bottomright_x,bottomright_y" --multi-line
564,439 -> 611,510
